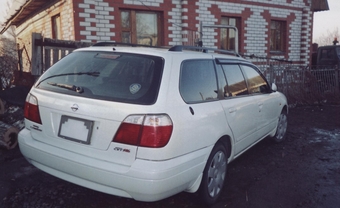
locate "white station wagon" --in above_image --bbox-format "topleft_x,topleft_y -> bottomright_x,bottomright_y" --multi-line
19,43 -> 288,205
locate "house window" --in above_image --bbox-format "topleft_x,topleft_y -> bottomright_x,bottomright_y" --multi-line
52,14 -> 61,39
121,10 -> 162,46
220,17 -> 240,51
270,20 -> 286,52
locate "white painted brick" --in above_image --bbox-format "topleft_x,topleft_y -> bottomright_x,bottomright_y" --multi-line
105,24 -> 115,28
84,0 -> 96,4
78,3 -> 90,9
79,13 -> 90,18
85,18 -> 97,22
95,6 -> 104,11
98,2 -> 109,7
96,15 -> 104,19
99,36 -> 111,41
86,26 -> 98,31
104,16 -> 114,20
80,31 -> 91,35
105,32 -> 115,36
85,9 -> 96,13
99,28 -> 110,32
99,11 -> 109,15
124,0 -> 133,4
104,7 -> 114,12
87,36 -> 98,40
80,22 -> 91,26
99,19 -> 110,24
80,39 -> 92,43
96,32 -> 105,36
67,0 -> 313,65
96,23 -> 105,28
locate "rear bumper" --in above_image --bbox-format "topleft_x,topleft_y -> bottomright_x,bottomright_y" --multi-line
18,128 -> 208,202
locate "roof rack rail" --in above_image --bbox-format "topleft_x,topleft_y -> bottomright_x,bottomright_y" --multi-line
92,42 -> 239,56
168,45 -> 239,57
92,42 -> 167,48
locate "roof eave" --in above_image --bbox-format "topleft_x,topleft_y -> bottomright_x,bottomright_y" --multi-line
312,0 -> 330,12
1,0 -> 32,34
1,0 -> 59,34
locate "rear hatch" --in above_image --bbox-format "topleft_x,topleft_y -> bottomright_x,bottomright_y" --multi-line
25,49 -> 165,165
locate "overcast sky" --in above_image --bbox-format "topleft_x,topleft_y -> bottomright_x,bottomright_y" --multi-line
313,0 -> 339,42
0,0 -> 10,23
0,0 -> 338,42
0,0 -> 8,13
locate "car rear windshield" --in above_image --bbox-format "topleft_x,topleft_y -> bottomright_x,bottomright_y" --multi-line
37,51 -> 164,105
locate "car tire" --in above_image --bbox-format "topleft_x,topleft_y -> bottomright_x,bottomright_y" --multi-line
199,142 -> 227,205
271,110 -> 288,143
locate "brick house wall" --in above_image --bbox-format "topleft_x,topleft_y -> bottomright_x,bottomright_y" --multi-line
14,0 -> 315,71
15,0 -> 75,72
71,0 -> 313,65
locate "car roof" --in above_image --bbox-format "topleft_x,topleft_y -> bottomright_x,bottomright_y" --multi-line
74,44 -> 247,62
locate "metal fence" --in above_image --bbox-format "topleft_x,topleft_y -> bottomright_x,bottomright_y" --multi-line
264,67 -> 340,106
240,54 -> 340,105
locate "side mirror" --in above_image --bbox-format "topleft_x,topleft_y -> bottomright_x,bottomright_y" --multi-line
271,83 -> 277,91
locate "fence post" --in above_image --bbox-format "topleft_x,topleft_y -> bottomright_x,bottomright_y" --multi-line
31,33 -> 43,75
335,68 -> 339,94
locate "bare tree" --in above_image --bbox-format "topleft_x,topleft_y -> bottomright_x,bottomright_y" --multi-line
0,35 -> 18,89
314,27 -> 340,46
0,1 -> 18,89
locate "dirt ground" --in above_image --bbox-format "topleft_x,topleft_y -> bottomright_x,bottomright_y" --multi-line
0,105 -> 340,208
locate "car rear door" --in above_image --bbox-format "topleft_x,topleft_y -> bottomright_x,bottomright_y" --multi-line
216,62 -> 259,155
239,64 -> 279,138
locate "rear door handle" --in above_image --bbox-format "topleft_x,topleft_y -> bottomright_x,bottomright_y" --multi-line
229,108 -> 237,113
258,103 -> 263,112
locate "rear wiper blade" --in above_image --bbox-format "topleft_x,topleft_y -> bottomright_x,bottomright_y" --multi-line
47,82 -> 84,93
38,72 -> 100,85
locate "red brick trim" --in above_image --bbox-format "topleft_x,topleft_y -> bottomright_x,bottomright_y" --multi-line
112,0 -> 174,45
72,0 -> 86,40
239,8 -> 253,54
181,0 -> 200,32
207,5 -> 254,54
108,0 -> 123,42
262,10 -> 296,60
161,1 -> 177,45
207,4 -> 221,47
210,0 -> 304,11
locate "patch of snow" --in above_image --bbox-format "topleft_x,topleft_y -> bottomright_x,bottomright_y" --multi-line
309,128 -> 340,144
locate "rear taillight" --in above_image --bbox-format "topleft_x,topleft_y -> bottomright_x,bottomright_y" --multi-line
24,94 -> 42,124
113,114 -> 173,148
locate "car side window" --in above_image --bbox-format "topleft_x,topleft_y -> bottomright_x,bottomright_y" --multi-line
240,65 -> 269,94
221,64 -> 248,97
179,60 -> 218,103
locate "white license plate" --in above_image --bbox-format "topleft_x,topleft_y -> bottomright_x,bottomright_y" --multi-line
58,116 -> 93,144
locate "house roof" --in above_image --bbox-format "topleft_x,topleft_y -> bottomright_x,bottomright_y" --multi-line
0,0 -> 330,35
312,0 -> 329,12
0,0 -> 59,34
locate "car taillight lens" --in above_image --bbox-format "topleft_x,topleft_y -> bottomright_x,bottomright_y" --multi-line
24,94 -> 42,124
113,114 -> 173,148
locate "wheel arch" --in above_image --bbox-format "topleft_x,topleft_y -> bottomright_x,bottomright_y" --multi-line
282,104 -> 288,114
216,135 -> 232,159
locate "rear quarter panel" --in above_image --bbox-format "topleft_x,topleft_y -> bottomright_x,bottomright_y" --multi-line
136,53 -> 234,161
